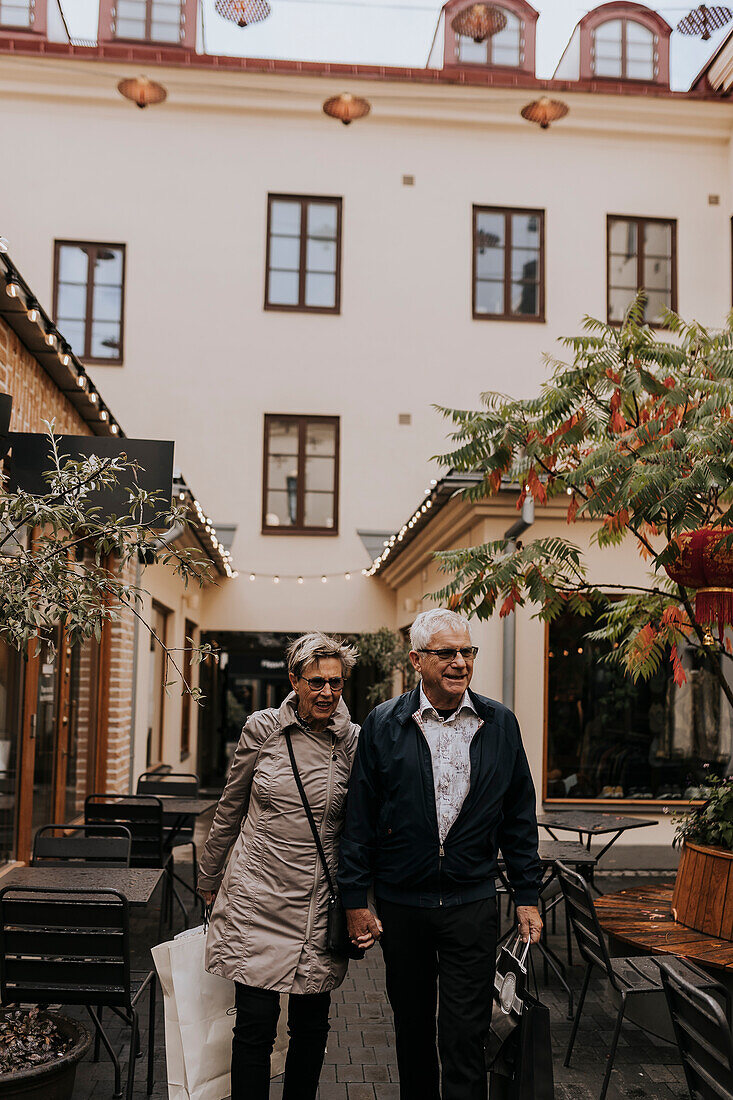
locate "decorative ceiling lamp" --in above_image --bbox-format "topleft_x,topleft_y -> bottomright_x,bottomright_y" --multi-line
214,0 -> 271,27
676,4 -> 732,40
520,97 -> 569,129
665,528 -> 733,641
450,3 -> 507,43
117,76 -> 167,109
322,93 -> 371,125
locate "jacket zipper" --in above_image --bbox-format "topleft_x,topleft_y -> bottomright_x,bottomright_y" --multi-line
438,843 -> 444,906
304,732 -> 337,944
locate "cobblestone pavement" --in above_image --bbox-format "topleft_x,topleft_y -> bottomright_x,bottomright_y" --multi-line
67,863 -> 694,1100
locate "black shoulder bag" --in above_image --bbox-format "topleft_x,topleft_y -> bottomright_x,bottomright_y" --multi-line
284,729 -> 365,961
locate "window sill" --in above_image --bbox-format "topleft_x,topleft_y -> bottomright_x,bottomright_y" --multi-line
261,527 -> 339,537
80,357 -> 124,367
543,797 -> 705,810
472,313 -> 545,324
264,303 -> 340,316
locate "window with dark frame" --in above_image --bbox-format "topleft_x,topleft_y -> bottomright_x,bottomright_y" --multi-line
545,611 -> 731,804
265,195 -> 342,314
262,415 -> 339,535
0,0 -> 34,28
592,18 -> 657,80
607,216 -> 676,326
113,0 -> 185,43
53,241 -> 125,364
472,206 -> 544,321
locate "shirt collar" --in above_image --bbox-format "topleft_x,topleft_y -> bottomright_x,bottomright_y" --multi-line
418,684 -> 476,721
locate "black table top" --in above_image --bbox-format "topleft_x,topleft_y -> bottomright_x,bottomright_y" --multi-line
0,867 -> 164,906
537,812 -> 657,836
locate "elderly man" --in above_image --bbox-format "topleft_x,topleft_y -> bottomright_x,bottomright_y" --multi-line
338,608 -> 542,1100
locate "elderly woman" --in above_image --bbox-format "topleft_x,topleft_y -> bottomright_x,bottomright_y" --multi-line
198,632 -> 363,1100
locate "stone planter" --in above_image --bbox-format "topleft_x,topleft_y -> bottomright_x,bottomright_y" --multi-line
671,840 -> 733,940
0,1012 -> 91,1100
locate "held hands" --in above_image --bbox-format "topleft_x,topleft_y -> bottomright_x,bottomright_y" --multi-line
516,905 -> 543,944
346,907 -> 383,950
199,889 -> 217,908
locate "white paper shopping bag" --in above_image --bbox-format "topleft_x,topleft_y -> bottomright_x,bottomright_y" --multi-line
152,925 -> 289,1100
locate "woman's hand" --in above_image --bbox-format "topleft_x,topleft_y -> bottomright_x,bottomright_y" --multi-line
199,889 -> 217,907
346,907 -> 383,950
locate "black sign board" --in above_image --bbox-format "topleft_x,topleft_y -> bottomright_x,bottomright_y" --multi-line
7,433 -> 175,526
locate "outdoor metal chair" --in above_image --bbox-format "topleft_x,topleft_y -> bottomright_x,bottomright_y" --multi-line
32,823 -> 132,867
0,885 -> 156,1100
85,793 -> 186,929
557,861 -> 726,1100
659,957 -> 733,1100
136,772 -> 200,900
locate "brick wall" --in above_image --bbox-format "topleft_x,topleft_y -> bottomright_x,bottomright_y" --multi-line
0,315 -> 136,801
0,318 -> 89,436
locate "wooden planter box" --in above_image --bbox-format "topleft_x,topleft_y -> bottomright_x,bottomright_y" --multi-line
671,841 -> 733,941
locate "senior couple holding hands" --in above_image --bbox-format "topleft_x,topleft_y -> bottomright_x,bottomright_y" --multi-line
198,608 -> 543,1100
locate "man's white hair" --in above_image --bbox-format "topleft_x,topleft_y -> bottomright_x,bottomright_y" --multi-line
409,608 -> 472,652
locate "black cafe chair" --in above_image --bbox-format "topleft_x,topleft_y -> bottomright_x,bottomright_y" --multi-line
32,823 -> 132,868
557,861 -> 726,1100
85,794 -> 186,930
0,885 -> 156,1100
659,957 -> 733,1100
136,772 -> 200,901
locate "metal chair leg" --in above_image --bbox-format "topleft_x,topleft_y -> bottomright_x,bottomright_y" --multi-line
565,904 -> 574,968
126,1009 -> 139,1100
599,995 -> 626,1100
147,978 -> 157,1094
93,1004 -> 102,1061
564,963 -> 592,1067
87,1005 -> 122,1098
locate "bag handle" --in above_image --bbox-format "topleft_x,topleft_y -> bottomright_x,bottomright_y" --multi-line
284,729 -> 338,903
508,931 -> 531,968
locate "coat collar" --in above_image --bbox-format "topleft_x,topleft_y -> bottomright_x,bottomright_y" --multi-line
278,690 -> 353,740
395,683 -> 494,725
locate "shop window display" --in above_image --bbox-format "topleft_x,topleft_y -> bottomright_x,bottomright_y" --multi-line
546,612 -> 732,802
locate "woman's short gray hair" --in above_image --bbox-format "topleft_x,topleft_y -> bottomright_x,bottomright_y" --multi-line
286,632 -> 358,679
409,609 -> 472,652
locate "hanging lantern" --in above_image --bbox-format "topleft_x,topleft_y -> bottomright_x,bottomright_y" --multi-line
665,528 -> 733,640
322,93 -> 371,125
450,3 -> 507,43
117,76 -> 167,109
677,5 -> 732,40
520,97 -> 569,129
214,0 -> 271,27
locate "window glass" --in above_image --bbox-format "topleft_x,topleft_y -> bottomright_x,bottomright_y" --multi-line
115,0 -> 183,41
0,0 -> 33,25
608,217 -> 674,325
264,416 -> 338,532
266,197 -> 341,312
54,242 -> 125,361
0,642 -> 21,862
456,8 -> 522,66
474,207 -> 543,320
546,612 -> 732,801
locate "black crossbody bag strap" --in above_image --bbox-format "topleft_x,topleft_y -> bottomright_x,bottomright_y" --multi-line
284,729 -> 337,900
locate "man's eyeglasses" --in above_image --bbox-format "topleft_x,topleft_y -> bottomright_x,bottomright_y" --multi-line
418,647 -> 479,662
299,675 -> 345,693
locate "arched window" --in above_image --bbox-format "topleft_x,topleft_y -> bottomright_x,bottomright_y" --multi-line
592,17 -> 656,79
457,8 -> 523,67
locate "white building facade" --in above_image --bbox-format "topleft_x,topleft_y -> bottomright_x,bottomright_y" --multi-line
1,0 -> 732,854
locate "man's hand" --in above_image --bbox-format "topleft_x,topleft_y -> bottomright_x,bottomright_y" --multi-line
516,905 -> 543,944
346,907 -> 383,950
199,889 -> 217,907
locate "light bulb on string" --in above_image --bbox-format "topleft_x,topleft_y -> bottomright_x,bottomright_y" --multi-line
321,576 -> 328,583
249,574 -> 256,582
273,576 -> 280,584
27,304 -> 39,324
45,332 -> 57,348
345,573 -> 351,581
298,576 -> 304,584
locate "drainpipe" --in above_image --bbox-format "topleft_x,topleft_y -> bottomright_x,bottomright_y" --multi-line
502,496 -> 535,710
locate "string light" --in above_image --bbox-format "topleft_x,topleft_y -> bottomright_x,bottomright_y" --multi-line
89,392 -> 98,404
274,576 -> 280,584
26,303 -> 39,324
45,331 -> 57,348
321,575 -> 328,583
5,278 -> 19,298
110,423 -> 119,435
76,373 -> 86,389
99,409 -> 108,422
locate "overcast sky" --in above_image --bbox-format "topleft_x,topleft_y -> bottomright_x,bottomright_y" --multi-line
63,0 -> 728,90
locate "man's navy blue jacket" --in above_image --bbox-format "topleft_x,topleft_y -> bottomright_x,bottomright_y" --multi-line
337,684 -> 541,910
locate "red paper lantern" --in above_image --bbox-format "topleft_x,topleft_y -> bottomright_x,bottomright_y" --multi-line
664,527 -> 733,638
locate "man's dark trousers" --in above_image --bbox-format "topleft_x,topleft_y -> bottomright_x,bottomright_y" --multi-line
377,896 -> 498,1100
